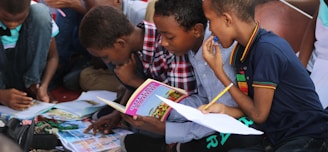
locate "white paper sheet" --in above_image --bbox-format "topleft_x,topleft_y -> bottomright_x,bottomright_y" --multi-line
156,95 -> 263,135
77,90 -> 117,103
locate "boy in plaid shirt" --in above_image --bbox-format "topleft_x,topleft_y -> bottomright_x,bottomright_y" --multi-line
79,5 -> 196,140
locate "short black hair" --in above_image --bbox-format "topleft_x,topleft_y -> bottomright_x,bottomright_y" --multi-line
154,0 -> 207,31
79,5 -> 134,50
0,0 -> 31,15
208,0 -> 257,23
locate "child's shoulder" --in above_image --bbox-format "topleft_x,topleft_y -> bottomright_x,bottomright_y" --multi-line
255,29 -> 294,55
257,29 -> 289,47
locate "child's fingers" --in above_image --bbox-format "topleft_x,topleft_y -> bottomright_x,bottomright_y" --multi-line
214,44 -> 222,56
83,124 -> 94,133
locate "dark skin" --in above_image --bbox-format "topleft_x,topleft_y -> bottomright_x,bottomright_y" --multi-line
0,5 -> 59,110
44,0 -> 86,14
83,0 -> 122,13
298,7 -> 319,67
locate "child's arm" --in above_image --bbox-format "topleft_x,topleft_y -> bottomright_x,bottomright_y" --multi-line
298,7 -> 319,67
0,89 -> 34,110
44,0 -> 86,14
202,36 -> 273,123
37,38 -> 59,102
114,54 -> 146,88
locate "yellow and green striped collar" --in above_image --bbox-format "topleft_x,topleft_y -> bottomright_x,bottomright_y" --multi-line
230,22 -> 260,65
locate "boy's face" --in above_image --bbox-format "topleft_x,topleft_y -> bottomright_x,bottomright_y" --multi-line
203,0 -> 234,48
153,15 -> 199,56
0,8 -> 29,29
87,45 -> 130,66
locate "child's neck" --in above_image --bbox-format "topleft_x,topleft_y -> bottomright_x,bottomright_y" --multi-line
192,34 -> 205,53
236,21 -> 257,47
130,26 -> 145,52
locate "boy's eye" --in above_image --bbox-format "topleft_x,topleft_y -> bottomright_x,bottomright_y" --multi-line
166,36 -> 174,40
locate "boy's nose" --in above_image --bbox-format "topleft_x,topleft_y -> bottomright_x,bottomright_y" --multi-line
160,38 -> 169,47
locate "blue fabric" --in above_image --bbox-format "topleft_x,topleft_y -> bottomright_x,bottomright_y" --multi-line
55,8 -> 89,67
319,0 -> 328,26
244,28 -> 328,145
123,0 -> 148,25
0,3 -> 52,89
50,8 -> 91,90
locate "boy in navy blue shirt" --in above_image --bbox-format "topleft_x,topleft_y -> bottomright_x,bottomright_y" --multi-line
201,0 -> 328,151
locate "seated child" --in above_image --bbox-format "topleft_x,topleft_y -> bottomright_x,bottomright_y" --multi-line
119,0 -> 262,151
0,0 -> 59,110
78,5 -> 197,142
201,0 -> 328,151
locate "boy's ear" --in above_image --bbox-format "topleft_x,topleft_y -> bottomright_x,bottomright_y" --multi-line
114,38 -> 126,49
192,23 -> 205,38
222,12 -> 232,26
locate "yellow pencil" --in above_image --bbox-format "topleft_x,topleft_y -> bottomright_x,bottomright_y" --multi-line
203,83 -> 234,110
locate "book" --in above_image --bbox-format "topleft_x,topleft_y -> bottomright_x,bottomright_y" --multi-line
157,95 -> 263,135
0,90 -> 117,120
98,78 -> 188,121
0,100 -> 55,120
56,120 -> 133,152
43,90 -> 117,121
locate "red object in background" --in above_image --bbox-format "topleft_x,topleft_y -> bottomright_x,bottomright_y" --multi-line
51,13 -> 56,20
49,86 -> 81,103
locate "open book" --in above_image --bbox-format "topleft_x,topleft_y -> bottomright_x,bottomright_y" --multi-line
157,95 -> 263,135
98,79 -> 188,121
0,90 -> 117,120
49,90 -> 117,120
0,100 -> 55,120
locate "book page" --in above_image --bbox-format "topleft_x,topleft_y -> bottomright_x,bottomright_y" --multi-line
57,121 -> 132,152
55,100 -> 105,117
97,97 -> 126,113
157,95 -> 263,135
0,100 -> 55,120
77,90 -> 117,102
54,90 -> 118,117
125,79 -> 187,121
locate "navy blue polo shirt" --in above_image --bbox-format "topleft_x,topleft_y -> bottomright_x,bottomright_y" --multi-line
231,28 -> 328,145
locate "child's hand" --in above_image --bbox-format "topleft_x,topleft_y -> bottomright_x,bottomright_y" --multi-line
121,114 -> 165,135
115,54 -> 141,86
202,36 -> 224,72
199,102 -> 227,114
84,111 -> 121,135
0,89 -> 33,110
44,0 -> 79,8
37,85 -> 50,103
